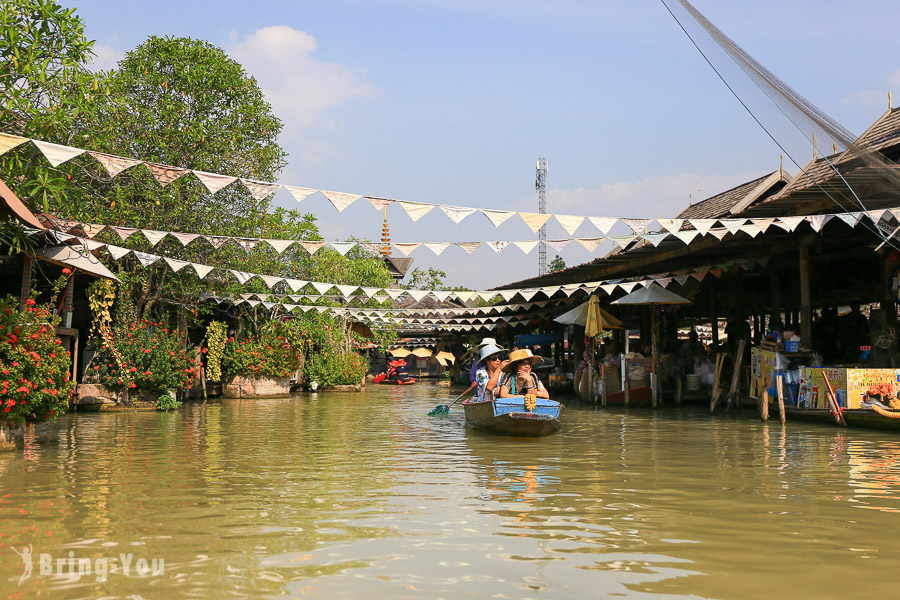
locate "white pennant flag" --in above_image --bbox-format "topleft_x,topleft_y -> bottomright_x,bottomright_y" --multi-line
577,237 -> 605,252
373,294 -> 390,303
643,233 -> 668,247
610,235 -> 637,249
265,239 -> 295,254
367,196 -> 394,211
89,151 -> 142,177
193,170 -> 237,194
385,288 -> 405,299
622,218 -> 651,234
330,242 -> 356,255
600,283 -> 617,295
720,218 -> 746,235
455,242 -> 481,254
337,285 -> 359,297
618,282 -> 638,293
481,209 -> 516,227
81,223 -> 106,237
519,212 -> 552,233
836,213 -> 860,228
398,201 -> 435,222
299,241 -> 327,254
408,289 -> 430,302
424,242 -> 450,256
454,291 -> 476,302
432,290 -> 452,302
545,239 -> 570,252
393,243 -> 420,256
740,223 -> 762,238
478,292 -> 498,302
321,190 -> 360,212
708,228 -> 729,240
241,178 -> 281,200
486,241 -> 510,253
808,215 -> 833,232
259,275 -> 283,289
498,290 -> 518,302
588,217 -> 619,234
513,240 -> 540,254
107,245 -> 132,260
231,270 -> 255,284
133,251 -> 160,267
776,216 -> 805,232
0,132 -> 29,156
555,214 -> 585,235
866,209 -> 888,224
285,186 -> 317,203
657,219 -> 684,234
33,140 -> 85,167
145,163 -> 189,186
141,230 -> 168,246
312,282 -> 334,295
285,279 -> 307,292
440,205 -> 477,224
170,232 -> 199,246
205,235 -> 229,249
361,287 -> 382,297
164,257 -> 190,272
750,218 -> 775,232
689,219 -> 717,235
672,230 -> 699,245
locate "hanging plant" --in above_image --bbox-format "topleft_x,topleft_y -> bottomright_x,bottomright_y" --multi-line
86,279 -> 116,340
204,321 -> 227,382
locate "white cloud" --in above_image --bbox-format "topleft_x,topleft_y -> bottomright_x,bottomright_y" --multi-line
87,43 -> 124,72
227,26 -> 380,130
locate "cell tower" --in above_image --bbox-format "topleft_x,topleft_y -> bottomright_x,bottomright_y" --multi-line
535,158 -> 549,275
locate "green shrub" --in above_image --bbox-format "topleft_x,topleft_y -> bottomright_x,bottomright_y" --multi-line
155,393 -> 181,412
304,350 -> 368,387
221,321 -> 303,379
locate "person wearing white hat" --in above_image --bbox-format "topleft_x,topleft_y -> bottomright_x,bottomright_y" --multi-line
472,343 -> 507,402
469,337 -> 500,384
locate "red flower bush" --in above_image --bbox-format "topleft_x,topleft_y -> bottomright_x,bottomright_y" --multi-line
0,289 -> 75,425
222,321 -> 303,379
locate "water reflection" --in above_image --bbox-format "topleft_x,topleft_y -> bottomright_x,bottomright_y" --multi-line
1,384 -> 900,597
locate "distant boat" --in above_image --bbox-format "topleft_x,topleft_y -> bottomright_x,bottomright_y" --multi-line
462,396 -> 564,436
374,359 -> 416,385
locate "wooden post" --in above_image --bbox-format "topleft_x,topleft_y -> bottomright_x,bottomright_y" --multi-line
776,374 -> 786,424
761,387 -> 769,421
709,353 -> 725,413
822,372 -> 847,427
676,377 -> 683,404
622,354 -> 630,406
799,242 -> 812,348
601,363 -> 608,407
726,339 -> 746,408
651,310 -> 658,408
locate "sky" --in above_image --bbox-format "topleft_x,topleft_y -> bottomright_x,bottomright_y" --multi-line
70,0 -> 900,290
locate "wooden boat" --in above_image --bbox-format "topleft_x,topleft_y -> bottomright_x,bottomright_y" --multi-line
375,374 -> 416,385
603,386 -> 652,407
783,406 -> 900,431
462,396 -> 564,436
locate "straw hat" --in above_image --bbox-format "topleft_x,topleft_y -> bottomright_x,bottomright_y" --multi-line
475,343 -> 506,369
501,348 -> 542,373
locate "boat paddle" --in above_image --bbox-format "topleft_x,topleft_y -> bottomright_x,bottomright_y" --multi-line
428,385 -> 475,416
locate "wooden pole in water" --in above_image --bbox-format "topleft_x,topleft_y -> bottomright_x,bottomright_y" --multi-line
726,340 -> 746,409
776,374 -> 786,425
651,310 -> 658,409
761,387 -> 769,421
710,353 -> 724,413
601,363 -> 608,407
822,372 -> 847,427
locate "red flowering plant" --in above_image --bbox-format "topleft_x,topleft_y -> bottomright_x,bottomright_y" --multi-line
0,274 -> 76,425
221,320 -> 303,379
91,319 -> 194,397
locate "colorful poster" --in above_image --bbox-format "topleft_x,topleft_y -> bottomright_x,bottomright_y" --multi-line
798,367 -> 847,409
845,368 -> 900,409
749,348 -> 776,399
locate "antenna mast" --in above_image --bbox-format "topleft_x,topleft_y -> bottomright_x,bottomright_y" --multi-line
535,157 -> 548,275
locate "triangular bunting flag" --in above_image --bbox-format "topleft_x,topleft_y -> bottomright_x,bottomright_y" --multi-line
708,228 -> 729,240
330,242 -> 356,255
555,215 -> 585,235
285,279 -> 307,292
740,223 -> 762,238
106,245 -> 132,260
407,290 -> 430,302
141,230 -> 168,246
545,239 -> 570,252
440,205 -> 477,224
241,178 -> 281,200
367,196 -> 394,211
691,267 -> 709,281
866,209 -> 888,224
808,215 -> 834,232
750,218 -> 775,232
721,218 -> 746,235
373,294 -> 390,303
478,292 -> 497,302
193,170 -> 237,194
164,257 -> 190,272
321,190 -> 360,212
600,284 -> 617,294
336,285 -> 359,297
80,223 -> 106,237
618,282 -> 638,293
398,201 -> 434,222
622,218 -> 651,234
0,133 -> 29,155
643,233 -> 669,247
657,219 -> 684,234
145,163 -> 189,186
432,290 -> 452,302
655,277 -> 672,287
205,235 -> 229,249
265,239 -> 295,254
170,232 -> 200,246
513,240 -> 540,254
393,243 -> 420,256
486,241 -> 510,253
675,274 -> 690,286
576,237 -> 604,252
385,289 -> 405,299
455,242 -> 481,254
836,213 -> 859,228
610,235 -> 637,249
499,290 -> 518,302
259,275 -> 283,289
89,151 -> 142,177
299,241 -> 327,254
481,209 -> 516,227
519,212 -> 551,233
588,217 -> 619,234
424,242 -> 450,256
689,219 -> 717,235
776,216 -> 805,232
231,270 -> 255,284
312,282 -> 334,295
284,186 -> 317,203
133,251 -> 160,267
454,291 -> 476,302
33,140 -> 85,167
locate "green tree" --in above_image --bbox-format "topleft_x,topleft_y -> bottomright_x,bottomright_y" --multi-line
549,255 -> 566,272
0,0 -> 110,209
405,267 -> 446,291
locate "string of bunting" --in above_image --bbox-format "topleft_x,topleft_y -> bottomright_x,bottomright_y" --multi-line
6,132 -> 897,236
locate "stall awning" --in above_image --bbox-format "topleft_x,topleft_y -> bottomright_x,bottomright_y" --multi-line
34,246 -> 120,282
411,347 -> 433,358
389,348 -> 412,358
435,351 -> 456,366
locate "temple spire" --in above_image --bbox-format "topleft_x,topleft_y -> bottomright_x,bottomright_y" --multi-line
380,208 -> 392,257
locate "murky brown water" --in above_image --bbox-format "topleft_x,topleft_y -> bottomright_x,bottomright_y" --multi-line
2,381 -> 900,599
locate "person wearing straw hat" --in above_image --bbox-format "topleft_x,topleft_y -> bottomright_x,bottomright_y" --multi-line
469,337 -> 500,384
473,343 -> 508,402
499,349 -> 549,399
